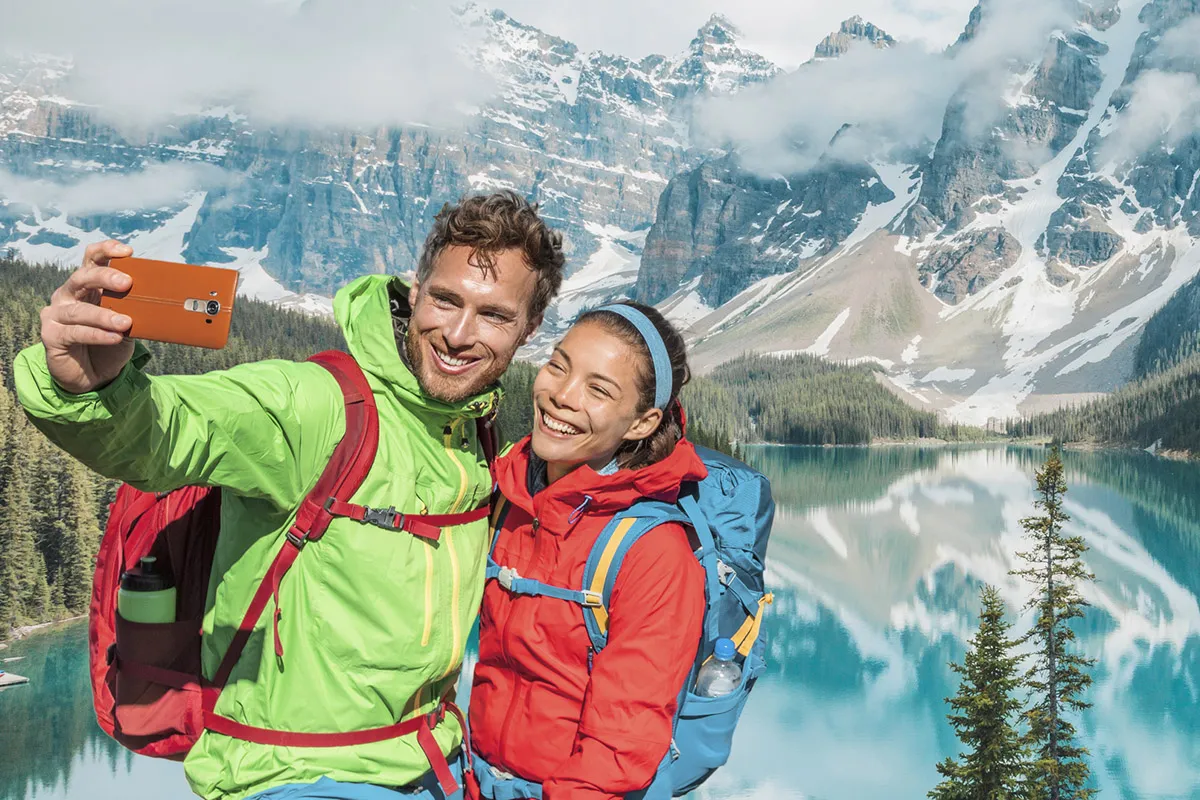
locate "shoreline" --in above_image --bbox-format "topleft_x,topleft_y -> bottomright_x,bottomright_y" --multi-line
0,615 -> 86,649
741,438 -> 1196,461
1,440 -> 1193,643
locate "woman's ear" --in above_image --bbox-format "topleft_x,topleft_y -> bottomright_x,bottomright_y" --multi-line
622,407 -> 663,443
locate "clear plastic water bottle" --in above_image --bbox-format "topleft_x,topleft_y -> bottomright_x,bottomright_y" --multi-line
695,638 -> 741,697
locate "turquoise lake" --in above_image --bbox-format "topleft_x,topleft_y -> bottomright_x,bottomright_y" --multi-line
2,445 -> 1198,799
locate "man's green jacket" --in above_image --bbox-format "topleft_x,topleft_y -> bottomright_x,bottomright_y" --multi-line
14,275 -> 498,799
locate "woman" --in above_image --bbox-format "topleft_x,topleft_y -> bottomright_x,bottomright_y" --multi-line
467,302 -> 707,800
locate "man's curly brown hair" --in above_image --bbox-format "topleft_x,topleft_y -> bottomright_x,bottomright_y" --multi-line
417,191 -> 566,321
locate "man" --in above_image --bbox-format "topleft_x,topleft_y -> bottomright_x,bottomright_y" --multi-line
13,191 -> 565,800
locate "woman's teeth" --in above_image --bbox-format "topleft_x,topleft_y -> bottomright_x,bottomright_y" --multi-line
542,411 -> 581,435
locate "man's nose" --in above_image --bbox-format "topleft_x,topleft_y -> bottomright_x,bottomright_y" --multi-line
443,309 -> 475,349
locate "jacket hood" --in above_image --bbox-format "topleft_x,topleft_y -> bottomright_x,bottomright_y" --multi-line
334,274 -> 499,419
495,432 -> 708,528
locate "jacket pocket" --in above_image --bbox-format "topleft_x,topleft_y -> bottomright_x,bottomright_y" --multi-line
113,614 -> 204,741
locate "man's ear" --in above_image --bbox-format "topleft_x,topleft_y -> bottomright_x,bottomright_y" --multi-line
520,313 -> 544,346
408,279 -> 420,309
622,407 -> 663,443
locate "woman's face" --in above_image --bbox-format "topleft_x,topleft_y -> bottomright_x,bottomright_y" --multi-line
531,320 -> 662,475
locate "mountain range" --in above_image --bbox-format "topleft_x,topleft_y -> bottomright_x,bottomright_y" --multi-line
1,0 -> 1198,426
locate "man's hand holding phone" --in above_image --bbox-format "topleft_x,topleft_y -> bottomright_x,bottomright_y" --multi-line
41,240 -> 137,395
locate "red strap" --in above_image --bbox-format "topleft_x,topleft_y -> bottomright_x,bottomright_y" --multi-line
323,499 -> 491,541
289,351 -> 380,545
445,700 -> 472,775
115,658 -> 199,691
206,352 -> 377,697
417,719 -> 458,796
271,560 -> 287,659
203,707 -> 437,748
208,540 -> 302,694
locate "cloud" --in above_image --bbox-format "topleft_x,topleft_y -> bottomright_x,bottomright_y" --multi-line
0,162 -> 237,214
0,0 -> 495,130
1100,69 -> 1200,167
691,0 -> 1074,175
1157,15 -> 1200,62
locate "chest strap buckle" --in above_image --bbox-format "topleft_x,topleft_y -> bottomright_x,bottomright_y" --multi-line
498,566 -> 519,591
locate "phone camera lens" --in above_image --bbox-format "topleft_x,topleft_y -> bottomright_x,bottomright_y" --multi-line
206,300 -> 220,316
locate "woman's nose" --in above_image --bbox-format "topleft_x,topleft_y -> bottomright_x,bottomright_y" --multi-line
551,378 -> 580,410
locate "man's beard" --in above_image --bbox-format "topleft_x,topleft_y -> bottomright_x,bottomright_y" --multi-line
403,326 -> 509,404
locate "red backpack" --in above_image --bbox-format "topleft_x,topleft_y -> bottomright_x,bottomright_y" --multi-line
88,350 -> 496,795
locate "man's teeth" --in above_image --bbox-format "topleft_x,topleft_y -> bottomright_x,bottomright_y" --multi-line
435,348 -> 473,367
542,412 -> 581,435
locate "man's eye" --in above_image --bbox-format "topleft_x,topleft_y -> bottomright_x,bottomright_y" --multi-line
590,385 -> 611,398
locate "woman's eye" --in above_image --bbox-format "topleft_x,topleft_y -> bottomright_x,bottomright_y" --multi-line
590,384 -> 611,398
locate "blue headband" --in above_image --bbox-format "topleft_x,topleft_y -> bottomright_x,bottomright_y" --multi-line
596,304 -> 672,410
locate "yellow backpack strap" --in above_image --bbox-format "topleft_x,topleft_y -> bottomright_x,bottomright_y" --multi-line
490,496 -> 509,544
485,496 -> 511,582
582,516 -> 641,642
732,593 -> 774,657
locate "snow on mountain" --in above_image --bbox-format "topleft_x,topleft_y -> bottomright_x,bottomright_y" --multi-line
4,0 -> 1198,425
0,7 -> 776,323
647,0 -> 1200,426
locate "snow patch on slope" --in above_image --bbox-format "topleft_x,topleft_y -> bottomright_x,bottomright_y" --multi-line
803,307 -> 852,356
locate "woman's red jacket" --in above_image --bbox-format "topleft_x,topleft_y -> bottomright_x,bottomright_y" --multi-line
467,436 -> 707,800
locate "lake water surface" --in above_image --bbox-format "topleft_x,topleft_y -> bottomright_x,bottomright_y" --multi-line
2,446 -> 1197,800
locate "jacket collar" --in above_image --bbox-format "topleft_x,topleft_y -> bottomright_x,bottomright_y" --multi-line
333,274 -> 499,420
496,433 -> 708,534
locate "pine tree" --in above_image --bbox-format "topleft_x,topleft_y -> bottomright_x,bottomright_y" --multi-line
1011,447 -> 1096,800
929,585 -> 1027,800
59,459 -> 102,613
0,417 -> 52,631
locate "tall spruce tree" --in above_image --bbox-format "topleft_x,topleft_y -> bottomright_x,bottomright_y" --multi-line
0,415 -> 52,630
929,585 -> 1027,800
1011,447 -> 1096,800
59,458 -> 102,613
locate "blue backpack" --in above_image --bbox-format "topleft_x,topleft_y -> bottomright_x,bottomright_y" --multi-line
478,445 -> 775,799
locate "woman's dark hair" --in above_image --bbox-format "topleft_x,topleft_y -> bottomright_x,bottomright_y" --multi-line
576,301 -> 690,470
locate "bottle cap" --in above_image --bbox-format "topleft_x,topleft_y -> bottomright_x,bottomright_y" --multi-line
714,638 -> 736,661
120,556 -> 175,592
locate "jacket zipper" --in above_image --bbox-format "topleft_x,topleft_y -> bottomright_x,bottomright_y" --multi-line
495,506 -> 539,762
495,591 -> 528,761
433,419 -> 470,668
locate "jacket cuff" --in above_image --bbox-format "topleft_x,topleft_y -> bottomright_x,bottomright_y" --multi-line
14,341 -> 152,422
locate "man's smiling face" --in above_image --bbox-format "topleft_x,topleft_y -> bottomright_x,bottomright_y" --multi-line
405,244 -> 541,403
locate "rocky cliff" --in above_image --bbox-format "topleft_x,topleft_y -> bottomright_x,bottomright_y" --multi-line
0,8 -> 775,309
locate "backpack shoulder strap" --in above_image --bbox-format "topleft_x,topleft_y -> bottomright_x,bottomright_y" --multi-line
679,494 -> 722,645
580,500 -> 687,654
476,415 -> 499,467
291,350 -> 380,544
208,350 -> 379,688
486,494 -> 603,606
485,494 -> 512,581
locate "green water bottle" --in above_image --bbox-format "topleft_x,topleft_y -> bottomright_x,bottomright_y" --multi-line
118,556 -> 177,624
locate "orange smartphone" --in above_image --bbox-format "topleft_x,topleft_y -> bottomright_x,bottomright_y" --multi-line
101,257 -> 239,349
